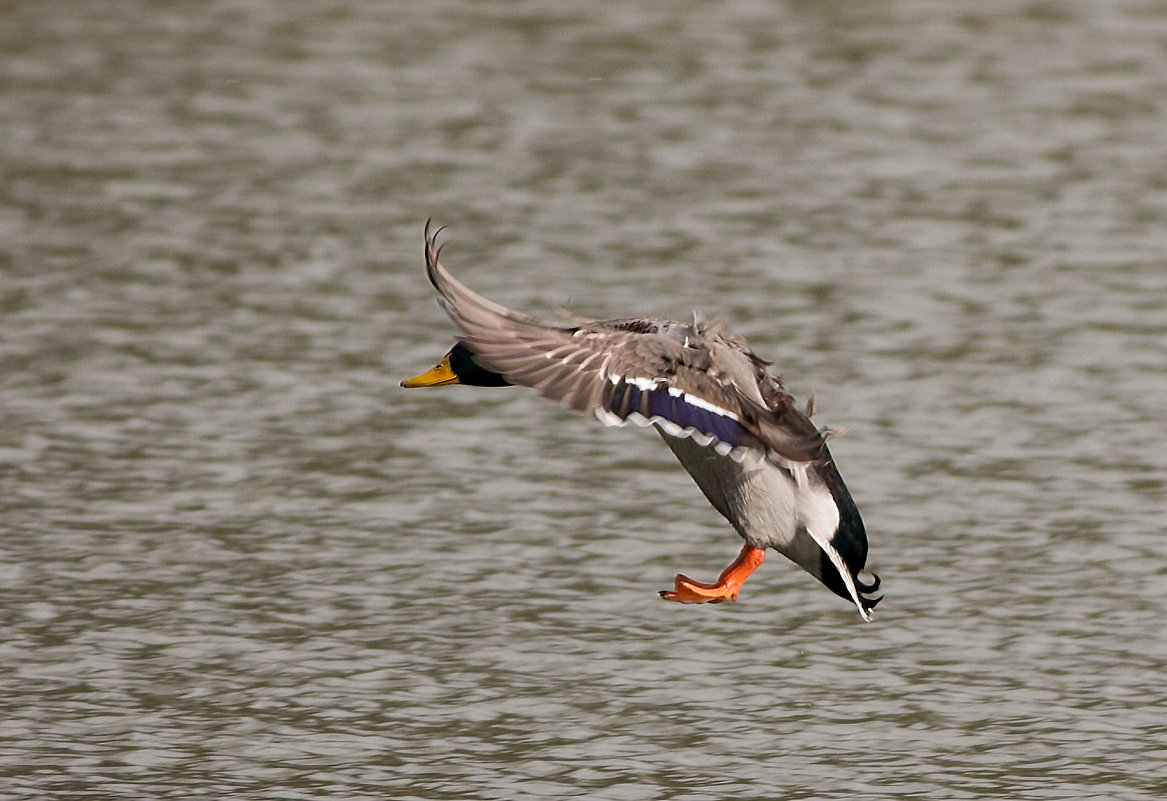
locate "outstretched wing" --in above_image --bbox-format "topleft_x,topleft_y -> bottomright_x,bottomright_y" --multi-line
424,220 -> 828,464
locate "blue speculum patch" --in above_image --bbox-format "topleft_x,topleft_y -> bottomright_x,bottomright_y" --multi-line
624,382 -> 750,447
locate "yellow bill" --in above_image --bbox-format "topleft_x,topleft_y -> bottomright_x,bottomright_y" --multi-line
401,353 -> 461,388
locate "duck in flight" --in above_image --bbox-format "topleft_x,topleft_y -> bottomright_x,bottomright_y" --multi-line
402,221 -> 881,620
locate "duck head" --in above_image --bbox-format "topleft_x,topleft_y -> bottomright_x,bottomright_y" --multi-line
401,342 -> 510,388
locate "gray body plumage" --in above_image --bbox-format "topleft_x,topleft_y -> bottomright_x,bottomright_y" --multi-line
659,432 -> 875,619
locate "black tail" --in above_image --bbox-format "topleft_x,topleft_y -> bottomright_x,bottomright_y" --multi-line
818,458 -> 883,617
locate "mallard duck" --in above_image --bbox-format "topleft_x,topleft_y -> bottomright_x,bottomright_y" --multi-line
403,221 -> 881,620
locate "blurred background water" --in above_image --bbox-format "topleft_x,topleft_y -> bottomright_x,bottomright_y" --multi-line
1,1 -> 1165,798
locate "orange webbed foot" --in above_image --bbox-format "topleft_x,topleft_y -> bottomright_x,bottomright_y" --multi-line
660,574 -> 739,603
658,545 -> 766,605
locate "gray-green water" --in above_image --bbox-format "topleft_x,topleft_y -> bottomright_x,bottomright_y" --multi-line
2,1 -> 1165,798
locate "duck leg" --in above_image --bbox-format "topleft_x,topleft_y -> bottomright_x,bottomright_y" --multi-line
660,544 -> 766,604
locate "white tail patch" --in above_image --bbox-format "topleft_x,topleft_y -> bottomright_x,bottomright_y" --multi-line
805,527 -> 874,622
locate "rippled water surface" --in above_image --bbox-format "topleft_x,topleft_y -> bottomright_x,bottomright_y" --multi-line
2,1 -> 1165,798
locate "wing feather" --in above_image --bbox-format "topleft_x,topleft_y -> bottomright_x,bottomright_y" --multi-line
424,220 -> 827,464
